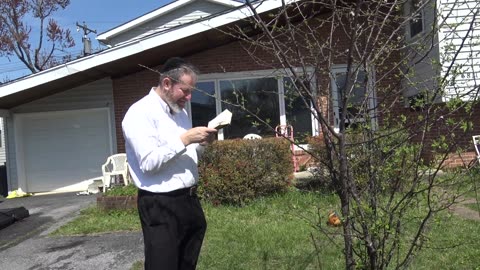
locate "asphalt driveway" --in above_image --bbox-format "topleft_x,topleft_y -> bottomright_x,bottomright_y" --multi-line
0,192 -> 144,269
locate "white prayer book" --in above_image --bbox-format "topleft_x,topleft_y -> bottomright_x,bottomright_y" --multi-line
208,109 -> 232,130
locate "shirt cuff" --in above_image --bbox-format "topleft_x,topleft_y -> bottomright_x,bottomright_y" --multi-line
196,144 -> 206,157
171,136 -> 187,155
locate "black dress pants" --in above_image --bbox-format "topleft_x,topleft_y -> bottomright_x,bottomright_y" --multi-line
138,187 -> 206,270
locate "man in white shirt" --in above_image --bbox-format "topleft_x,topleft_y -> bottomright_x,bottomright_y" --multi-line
122,57 -> 217,270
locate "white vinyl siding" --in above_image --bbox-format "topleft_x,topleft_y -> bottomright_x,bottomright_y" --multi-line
438,0 -> 480,100
6,78 -> 115,192
108,1 -> 232,46
0,118 -> 6,165
11,79 -> 114,113
5,118 -> 15,192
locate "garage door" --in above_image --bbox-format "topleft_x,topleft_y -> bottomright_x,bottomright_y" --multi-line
17,109 -> 112,193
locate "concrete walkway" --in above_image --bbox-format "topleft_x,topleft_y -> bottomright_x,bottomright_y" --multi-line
0,231 -> 144,269
0,192 -> 144,269
448,197 -> 480,221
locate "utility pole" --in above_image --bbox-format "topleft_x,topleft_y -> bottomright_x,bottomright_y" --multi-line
76,22 -> 97,56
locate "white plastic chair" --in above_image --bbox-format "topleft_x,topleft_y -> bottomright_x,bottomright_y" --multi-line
243,133 -> 262,140
102,153 -> 129,191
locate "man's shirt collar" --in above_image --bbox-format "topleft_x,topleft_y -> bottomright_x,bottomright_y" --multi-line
149,88 -> 173,115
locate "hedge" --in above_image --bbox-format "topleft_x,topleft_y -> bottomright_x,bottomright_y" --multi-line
198,137 -> 294,205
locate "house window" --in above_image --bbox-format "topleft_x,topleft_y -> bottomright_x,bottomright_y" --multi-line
284,78 -> 314,143
191,81 -> 217,127
331,67 -> 376,132
409,0 -> 424,38
190,70 -> 317,142
219,78 -> 279,139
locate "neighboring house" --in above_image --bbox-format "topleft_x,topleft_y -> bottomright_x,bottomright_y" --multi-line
0,0 -> 477,194
403,0 -> 480,164
404,0 -> 479,101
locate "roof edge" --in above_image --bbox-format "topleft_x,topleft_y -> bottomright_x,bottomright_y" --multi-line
97,0 -> 242,42
0,0 -> 294,100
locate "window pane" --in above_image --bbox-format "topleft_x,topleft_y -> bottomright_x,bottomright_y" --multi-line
192,81 -> 216,127
410,0 -> 423,37
335,71 -> 367,127
283,78 -> 312,143
220,78 -> 279,139
410,16 -> 423,37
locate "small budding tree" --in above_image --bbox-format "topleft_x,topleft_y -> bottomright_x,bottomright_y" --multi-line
216,0 -> 479,269
0,0 -> 75,78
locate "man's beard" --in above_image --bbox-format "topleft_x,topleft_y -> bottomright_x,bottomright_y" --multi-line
165,93 -> 183,114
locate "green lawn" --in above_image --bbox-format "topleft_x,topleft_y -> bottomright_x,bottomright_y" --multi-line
51,207 -> 141,235
198,191 -> 343,270
411,213 -> 480,270
52,190 -> 480,269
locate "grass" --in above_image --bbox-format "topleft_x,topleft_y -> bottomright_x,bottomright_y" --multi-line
411,213 -> 480,270
104,184 -> 138,196
50,207 -> 140,236
52,189 -> 480,269
198,190 -> 342,270
131,261 -> 143,270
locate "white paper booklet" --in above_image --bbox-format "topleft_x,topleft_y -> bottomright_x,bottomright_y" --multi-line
208,109 -> 232,130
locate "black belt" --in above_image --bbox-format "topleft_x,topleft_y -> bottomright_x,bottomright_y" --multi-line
139,186 -> 198,197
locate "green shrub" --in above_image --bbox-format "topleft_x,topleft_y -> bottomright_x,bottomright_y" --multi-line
198,138 -> 294,205
104,183 -> 138,196
305,129 -> 425,193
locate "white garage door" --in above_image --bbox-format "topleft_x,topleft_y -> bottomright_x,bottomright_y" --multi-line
17,109 -> 112,193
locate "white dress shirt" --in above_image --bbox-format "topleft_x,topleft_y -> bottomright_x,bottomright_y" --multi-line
122,88 -> 200,193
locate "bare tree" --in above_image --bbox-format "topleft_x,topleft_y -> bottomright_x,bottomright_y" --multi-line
207,0 -> 480,269
0,0 -> 75,75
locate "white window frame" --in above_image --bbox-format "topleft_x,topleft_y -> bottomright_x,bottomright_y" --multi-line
188,68 -> 319,144
330,65 -> 377,133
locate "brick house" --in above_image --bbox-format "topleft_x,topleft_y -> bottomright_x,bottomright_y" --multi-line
402,0 -> 480,166
0,0 -> 477,194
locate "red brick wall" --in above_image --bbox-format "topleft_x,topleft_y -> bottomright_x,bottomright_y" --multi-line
394,103 -> 480,168
113,41 -> 276,153
112,21 -> 478,169
112,17 -> 356,153
113,70 -> 159,153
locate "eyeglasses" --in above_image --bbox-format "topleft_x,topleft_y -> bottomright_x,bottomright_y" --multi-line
179,87 -> 194,96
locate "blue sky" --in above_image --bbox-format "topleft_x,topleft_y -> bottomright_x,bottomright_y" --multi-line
0,0 -> 172,81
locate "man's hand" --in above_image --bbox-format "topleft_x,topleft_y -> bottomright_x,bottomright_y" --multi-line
180,127 -> 217,146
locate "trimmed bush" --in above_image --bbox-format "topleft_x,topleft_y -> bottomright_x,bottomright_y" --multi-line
104,183 -> 138,196
198,137 -> 294,205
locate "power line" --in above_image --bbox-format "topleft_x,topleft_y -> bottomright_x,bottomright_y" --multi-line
0,50 -> 84,74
